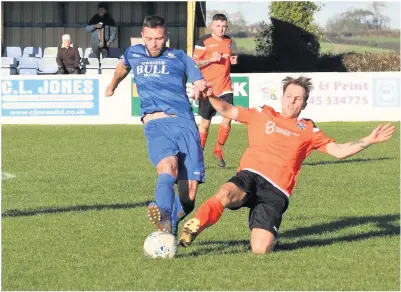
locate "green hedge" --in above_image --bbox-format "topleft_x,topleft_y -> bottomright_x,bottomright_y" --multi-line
341,51 -> 400,72
231,51 -> 400,73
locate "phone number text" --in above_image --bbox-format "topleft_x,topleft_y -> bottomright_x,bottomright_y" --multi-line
308,96 -> 368,105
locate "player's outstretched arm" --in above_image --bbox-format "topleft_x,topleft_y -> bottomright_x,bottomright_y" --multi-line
206,88 -> 239,120
105,60 -> 131,97
326,123 -> 396,159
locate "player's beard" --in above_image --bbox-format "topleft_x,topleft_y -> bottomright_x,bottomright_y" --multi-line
145,43 -> 166,58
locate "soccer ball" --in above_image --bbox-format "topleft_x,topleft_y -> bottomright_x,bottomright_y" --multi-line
143,231 -> 178,259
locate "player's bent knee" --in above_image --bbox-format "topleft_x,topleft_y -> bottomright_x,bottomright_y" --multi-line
157,158 -> 178,177
250,228 -> 276,254
250,242 -> 275,254
215,183 -> 247,208
215,184 -> 242,206
214,187 -> 231,206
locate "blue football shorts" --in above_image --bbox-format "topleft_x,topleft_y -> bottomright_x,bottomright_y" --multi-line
144,117 -> 205,183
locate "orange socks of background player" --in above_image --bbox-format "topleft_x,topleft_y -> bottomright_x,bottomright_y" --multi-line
214,125 -> 231,152
200,131 -> 208,150
194,196 -> 224,232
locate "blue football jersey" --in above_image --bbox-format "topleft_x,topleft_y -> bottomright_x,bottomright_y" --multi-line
122,44 -> 204,120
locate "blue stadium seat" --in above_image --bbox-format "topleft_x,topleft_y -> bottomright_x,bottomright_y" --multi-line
84,48 -> 96,58
23,47 -> 43,58
43,47 -> 58,58
100,58 -> 119,74
38,58 -> 58,74
4,47 -> 22,62
78,47 -> 83,59
81,58 -> 99,75
83,47 -> 121,61
1,57 -> 18,75
19,57 -> 39,75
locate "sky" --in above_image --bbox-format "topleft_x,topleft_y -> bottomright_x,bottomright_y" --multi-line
206,0 -> 401,29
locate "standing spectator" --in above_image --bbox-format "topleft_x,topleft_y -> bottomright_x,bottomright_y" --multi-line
56,34 -> 80,74
85,3 -> 117,59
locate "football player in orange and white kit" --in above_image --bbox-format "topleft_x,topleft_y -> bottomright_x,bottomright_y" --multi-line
192,13 -> 238,167
179,76 -> 396,254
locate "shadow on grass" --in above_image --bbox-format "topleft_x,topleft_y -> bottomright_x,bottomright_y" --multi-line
2,201 -> 152,218
204,157 -> 394,170
176,214 -> 400,258
205,166 -> 237,170
303,157 -> 394,166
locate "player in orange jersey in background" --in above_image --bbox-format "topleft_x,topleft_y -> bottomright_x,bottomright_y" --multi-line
192,13 -> 238,167
179,76 -> 396,254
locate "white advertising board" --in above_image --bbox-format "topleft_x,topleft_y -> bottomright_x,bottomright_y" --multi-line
1,72 -> 399,124
249,72 -> 400,122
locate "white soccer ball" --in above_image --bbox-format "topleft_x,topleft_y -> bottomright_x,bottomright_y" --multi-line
143,231 -> 178,259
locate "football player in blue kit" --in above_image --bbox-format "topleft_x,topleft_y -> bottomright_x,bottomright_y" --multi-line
105,15 -> 209,237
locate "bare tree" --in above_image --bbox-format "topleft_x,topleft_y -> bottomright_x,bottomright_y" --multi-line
371,2 -> 390,29
325,2 -> 391,34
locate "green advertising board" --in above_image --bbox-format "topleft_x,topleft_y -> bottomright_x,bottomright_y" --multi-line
131,75 -> 249,116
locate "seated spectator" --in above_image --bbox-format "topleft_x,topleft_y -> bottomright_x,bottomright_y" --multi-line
56,34 -> 80,74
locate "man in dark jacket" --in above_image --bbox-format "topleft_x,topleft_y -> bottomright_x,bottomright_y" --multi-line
85,3 -> 117,59
56,34 -> 80,74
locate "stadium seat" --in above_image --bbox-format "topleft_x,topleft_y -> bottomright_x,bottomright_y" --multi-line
43,47 -> 58,58
1,56 -> 18,75
3,47 -> 22,62
83,47 -> 121,61
78,47 -> 83,59
18,57 -> 39,75
108,47 -> 122,58
84,48 -> 96,58
101,58 -> 119,74
38,58 -> 58,74
81,58 -> 99,75
78,47 -> 84,68
22,46 -> 43,58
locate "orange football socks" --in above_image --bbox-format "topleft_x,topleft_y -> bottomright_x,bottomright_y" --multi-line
194,196 -> 224,232
200,131 -> 208,150
214,125 -> 231,152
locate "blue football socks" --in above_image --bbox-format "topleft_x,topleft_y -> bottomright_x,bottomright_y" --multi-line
171,195 -> 185,236
154,173 -> 176,214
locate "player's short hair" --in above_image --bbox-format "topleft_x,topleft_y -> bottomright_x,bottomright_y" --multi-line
282,77 -> 313,102
143,15 -> 167,29
212,14 -> 228,22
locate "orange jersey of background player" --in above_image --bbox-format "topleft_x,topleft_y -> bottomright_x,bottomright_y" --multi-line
193,34 -> 233,96
235,105 -> 335,197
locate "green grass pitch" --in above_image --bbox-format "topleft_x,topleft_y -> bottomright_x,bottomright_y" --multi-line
1,122 -> 399,290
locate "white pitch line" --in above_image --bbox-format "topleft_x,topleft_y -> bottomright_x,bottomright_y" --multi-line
1,172 -> 16,180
